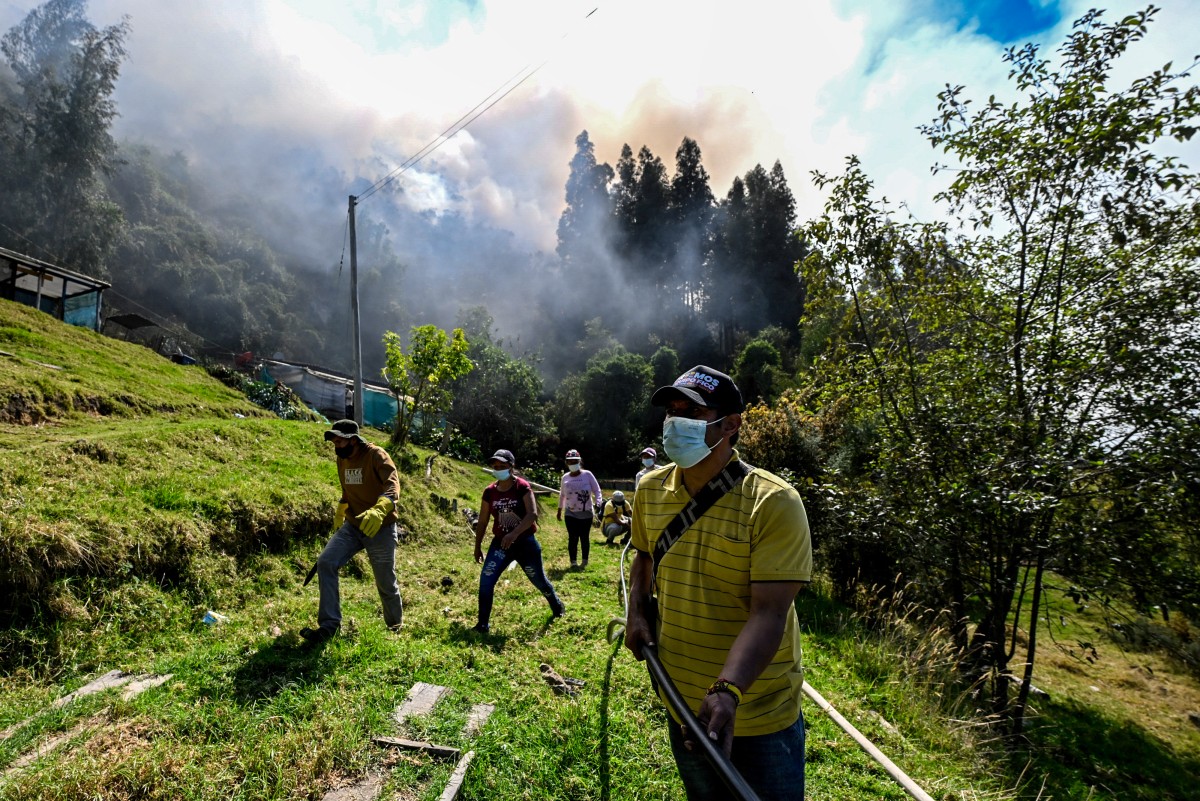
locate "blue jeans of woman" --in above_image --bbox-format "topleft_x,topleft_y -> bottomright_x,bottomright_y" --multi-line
667,714 -> 806,801
315,521 -> 403,633
563,513 -> 592,564
476,535 -> 563,628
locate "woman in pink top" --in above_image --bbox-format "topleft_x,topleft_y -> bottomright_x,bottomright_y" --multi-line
556,448 -> 602,568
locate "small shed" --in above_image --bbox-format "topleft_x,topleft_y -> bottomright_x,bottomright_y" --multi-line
0,246 -> 110,331
261,359 -> 402,429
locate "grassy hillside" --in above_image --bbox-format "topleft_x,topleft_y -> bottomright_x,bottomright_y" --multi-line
1,297 -> 1197,800
1,299 -> 315,645
0,300 -> 264,425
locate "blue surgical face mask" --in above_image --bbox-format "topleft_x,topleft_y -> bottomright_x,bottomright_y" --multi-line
641,457 -> 656,468
492,468 -> 511,481
662,415 -> 725,469
568,462 -> 581,473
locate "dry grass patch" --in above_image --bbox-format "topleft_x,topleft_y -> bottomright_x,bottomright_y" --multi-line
1033,641 -> 1200,754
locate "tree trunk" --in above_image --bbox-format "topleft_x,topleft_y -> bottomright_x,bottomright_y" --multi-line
948,539 -> 968,651
1012,548 -> 1046,735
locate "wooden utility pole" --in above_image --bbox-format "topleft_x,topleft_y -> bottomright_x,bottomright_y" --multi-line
348,195 -> 365,427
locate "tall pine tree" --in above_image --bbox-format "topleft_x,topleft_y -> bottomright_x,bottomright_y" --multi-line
669,137 -> 715,316
759,161 -> 806,339
556,130 -> 614,269
633,145 -> 672,303
709,162 -> 805,355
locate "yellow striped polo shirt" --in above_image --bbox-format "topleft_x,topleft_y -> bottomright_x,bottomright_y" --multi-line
631,451 -> 812,736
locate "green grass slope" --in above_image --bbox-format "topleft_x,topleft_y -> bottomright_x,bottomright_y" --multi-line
1,298 -> 329,648
0,299 -> 264,425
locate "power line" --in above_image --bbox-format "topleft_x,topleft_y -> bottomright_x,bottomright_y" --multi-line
357,59 -> 545,203
355,5 -> 600,205
336,214 -> 349,277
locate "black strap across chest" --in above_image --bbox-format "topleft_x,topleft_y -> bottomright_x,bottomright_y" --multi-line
652,460 -> 751,578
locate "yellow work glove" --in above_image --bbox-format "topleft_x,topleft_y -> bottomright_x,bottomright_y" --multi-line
354,496 -> 394,537
333,502 -> 349,531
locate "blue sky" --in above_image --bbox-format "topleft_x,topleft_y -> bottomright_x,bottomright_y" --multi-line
924,0 -> 1063,42
271,1 -> 1067,55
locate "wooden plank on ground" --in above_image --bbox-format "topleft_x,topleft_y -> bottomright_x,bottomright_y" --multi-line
2,715 -> 101,778
436,750 -> 476,801
371,736 -> 460,761
393,682 -> 452,728
51,670 -> 134,709
1,670 -> 135,741
461,703 -> 494,739
121,673 -> 174,701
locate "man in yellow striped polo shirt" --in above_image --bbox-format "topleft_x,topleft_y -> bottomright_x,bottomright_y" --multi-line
624,365 -> 812,801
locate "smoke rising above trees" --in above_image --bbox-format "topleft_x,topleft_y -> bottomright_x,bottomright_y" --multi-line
549,129 -> 807,380
0,1 -> 811,393
0,0 -> 812,479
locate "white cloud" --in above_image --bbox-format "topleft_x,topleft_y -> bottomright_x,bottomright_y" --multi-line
1,0 -> 1196,254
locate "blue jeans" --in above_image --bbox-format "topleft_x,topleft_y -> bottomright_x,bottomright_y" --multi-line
668,714 -> 806,801
315,522 -> 403,632
477,536 -> 562,627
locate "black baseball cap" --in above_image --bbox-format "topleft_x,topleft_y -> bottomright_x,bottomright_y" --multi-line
650,365 -> 744,415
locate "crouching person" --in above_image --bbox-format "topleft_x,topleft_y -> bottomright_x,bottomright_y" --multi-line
602,490 -> 632,545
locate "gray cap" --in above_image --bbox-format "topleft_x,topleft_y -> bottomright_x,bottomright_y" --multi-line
324,419 -> 365,442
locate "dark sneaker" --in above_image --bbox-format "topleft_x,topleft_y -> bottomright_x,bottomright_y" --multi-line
581,560 -> 588,568
298,623 -> 333,642
470,623 -> 490,635
551,602 -> 566,619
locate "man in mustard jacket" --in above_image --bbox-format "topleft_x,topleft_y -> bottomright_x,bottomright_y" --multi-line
301,419 -> 403,643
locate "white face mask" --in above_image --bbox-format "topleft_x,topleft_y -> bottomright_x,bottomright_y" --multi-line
641,457 -> 656,468
492,468 -> 511,480
568,462 -> 581,473
662,415 -> 725,469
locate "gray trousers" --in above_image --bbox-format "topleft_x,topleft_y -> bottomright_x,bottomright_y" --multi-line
315,522 -> 403,632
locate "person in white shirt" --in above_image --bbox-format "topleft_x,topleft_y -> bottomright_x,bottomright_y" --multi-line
556,448 -> 602,568
634,446 -> 660,490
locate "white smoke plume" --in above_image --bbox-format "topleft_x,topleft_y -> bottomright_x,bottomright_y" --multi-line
1,0 -> 1196,362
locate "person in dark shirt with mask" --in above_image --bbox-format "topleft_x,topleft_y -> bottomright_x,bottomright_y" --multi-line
471,449 -> 565,634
